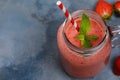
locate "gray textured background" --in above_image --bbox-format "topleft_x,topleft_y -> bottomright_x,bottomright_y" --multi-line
0,0 -> 119,80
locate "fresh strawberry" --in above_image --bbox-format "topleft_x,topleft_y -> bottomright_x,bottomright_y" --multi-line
113,66 -> 120,76
95,0 -> 113,20
114,1 -> 120,17
112,56 -> 120,76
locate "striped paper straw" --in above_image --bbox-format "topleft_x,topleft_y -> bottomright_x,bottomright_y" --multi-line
56,1 -> 79,31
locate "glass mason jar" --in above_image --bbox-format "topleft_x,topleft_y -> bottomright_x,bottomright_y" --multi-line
57,9 -> 120,78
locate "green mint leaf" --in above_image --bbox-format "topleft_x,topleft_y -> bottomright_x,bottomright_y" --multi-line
86,35 -> 98,41
75,13 -> 98,49
76,34 -> 85,40
83,39 -> 92,48
80,13 -> 91,35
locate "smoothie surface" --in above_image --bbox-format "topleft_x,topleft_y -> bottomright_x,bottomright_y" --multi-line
65,18 -> 105,48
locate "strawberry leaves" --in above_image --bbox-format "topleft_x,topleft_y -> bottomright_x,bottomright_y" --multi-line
76,13 -> 98,48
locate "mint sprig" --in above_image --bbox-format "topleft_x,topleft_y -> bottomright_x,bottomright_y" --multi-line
76,13 -> 98,48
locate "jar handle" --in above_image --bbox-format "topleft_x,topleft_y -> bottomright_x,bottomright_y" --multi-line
108,25 -> 120,48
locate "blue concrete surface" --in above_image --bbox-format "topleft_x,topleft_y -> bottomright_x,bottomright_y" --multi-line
0,0 -> 119,80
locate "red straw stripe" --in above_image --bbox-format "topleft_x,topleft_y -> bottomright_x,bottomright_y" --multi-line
76,25 -> 79,31
56,1 -> 79,31
58,3 -> 63,9
71,18 -> 74,25
65,10 -> 69,17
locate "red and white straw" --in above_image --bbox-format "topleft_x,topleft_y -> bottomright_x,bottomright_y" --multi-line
56,1 -> 79,31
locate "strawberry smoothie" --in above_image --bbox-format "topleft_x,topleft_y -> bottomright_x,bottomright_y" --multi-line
57,10 -> 111,78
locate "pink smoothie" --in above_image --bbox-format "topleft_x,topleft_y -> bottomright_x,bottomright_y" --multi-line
57,17 -> 111,78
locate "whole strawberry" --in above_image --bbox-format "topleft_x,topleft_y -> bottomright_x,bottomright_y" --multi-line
113,56 -> 120,76
95,0 -> 113,20
114,1 -> 120,17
